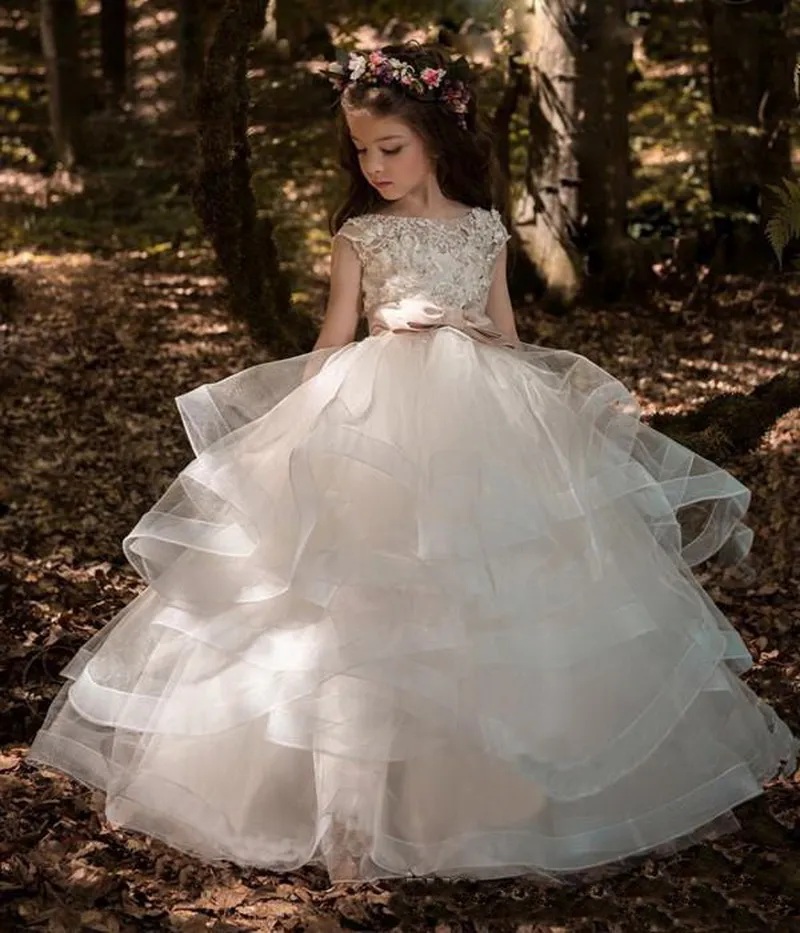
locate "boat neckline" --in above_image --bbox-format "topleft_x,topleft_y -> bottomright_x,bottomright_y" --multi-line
364,205 -> 481,222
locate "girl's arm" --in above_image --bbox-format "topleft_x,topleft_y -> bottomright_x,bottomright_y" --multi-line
485,245 -> 519,342
312,235 -> 362,351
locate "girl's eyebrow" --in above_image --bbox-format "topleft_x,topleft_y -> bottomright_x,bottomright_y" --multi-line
351,134 -> 406,142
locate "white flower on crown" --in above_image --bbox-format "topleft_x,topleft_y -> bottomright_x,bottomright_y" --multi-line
348,53 -> 367,80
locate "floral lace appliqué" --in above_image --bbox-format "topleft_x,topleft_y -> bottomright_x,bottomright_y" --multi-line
334,208 -> 510,335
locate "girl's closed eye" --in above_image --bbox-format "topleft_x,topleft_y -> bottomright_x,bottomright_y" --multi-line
355,147 -> 403,156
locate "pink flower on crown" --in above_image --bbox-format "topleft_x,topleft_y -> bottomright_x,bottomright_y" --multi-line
421,67 -> 446,88
324,49 -> 471,129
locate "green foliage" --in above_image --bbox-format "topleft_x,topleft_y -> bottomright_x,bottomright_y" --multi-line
762,60 -> 800,270
764,178 -> 800,270
1,158 -> 203,254
628,32 -> 716,239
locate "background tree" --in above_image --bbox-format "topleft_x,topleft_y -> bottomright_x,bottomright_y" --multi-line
507,0 -> 646,308
701,0 -> 795,270
577,0 -> 641,297
510,0 -> 581,305
193,0 -> 302,352
100,0 -> 127,106
178,0 -> 205,114
40,0 -> 83,166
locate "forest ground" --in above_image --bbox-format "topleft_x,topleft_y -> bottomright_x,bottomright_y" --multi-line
1,2 -> 799,931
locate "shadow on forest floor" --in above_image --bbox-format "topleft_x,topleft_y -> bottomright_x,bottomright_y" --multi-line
1,1 -> 799,931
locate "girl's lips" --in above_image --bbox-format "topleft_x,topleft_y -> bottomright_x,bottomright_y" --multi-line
375,181 -> 393,188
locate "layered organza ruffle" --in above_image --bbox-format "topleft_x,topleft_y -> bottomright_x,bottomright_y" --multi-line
28,327 -> 797,882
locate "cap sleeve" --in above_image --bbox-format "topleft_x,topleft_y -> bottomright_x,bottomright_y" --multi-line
486,208 -> 511,265
333,217 -> 375,263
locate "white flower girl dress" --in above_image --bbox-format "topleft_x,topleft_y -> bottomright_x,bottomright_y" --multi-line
28,206 -> 797,882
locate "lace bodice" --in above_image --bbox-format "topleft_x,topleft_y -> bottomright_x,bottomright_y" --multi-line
334,206 -> 512,344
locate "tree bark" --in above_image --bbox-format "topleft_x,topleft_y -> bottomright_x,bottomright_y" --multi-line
577,0 -> 639,297
193,0 -> 301,352
40,0 -> 83,167
100,0 -> 127,105
507,0 -> 644,309
178,0 -> 205,115
700,0 -> 794,270
493,27 -> 530,185
520,0 -> 584,307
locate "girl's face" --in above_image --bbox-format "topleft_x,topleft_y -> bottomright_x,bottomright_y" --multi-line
345,109 -> 437,202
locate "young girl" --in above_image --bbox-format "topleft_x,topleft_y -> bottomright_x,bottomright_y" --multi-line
28,41 -> 796,884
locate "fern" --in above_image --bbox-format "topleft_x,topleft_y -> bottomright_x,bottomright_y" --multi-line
761,59 -> 800,268
762,58 -> 800,268
764,178 -> 800,269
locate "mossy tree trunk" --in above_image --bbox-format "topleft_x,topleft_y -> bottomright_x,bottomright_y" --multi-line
193,0 -> 301,353
40,0 -> 83,167
700,0 -> 794,271
649,370 -> 800,463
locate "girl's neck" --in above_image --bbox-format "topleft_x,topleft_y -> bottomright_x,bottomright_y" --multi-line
377,196 -> 470,220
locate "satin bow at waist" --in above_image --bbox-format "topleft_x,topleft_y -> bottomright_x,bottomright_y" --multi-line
368,298 -> 519,350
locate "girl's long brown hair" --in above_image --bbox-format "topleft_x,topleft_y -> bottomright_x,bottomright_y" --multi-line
328,42 -> 509,235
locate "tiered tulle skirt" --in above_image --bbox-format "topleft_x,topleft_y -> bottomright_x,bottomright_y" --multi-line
28,326 -> 797,881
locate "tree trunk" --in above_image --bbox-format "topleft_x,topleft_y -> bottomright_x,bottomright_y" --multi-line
40,0 -> 83,167
193,0 -> 301,352
100,0 -> 127,105
700,0 -> 794,271
577,0 -> 639,298
518,0 -> 583,307
508,0 -> 642,309
178,0 -> 205,115
491,50 -> 528,185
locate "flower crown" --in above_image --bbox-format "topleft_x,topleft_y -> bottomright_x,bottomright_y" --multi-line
324,49 -> 472,130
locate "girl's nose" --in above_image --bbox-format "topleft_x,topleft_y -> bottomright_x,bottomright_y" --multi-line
362,152 -> 383,175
